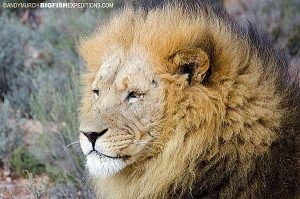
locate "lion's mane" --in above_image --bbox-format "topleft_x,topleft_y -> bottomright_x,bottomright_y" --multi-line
79,1 -> 300,198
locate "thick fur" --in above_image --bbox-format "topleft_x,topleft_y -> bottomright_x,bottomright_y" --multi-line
78,1 -> 300,198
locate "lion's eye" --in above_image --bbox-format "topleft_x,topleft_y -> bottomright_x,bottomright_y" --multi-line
92,89 -> 100,101
126,91 -> 144,103
127,91 -> 140,99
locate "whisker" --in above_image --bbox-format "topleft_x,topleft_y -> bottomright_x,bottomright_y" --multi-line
64,141 -> 80,150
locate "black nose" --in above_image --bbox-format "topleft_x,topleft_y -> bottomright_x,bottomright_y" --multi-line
82,129 -> 108,148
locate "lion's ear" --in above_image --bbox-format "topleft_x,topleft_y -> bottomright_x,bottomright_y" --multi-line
170,48 -> 210,85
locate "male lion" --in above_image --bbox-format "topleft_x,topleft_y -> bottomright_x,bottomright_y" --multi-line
78,1 -> 300,198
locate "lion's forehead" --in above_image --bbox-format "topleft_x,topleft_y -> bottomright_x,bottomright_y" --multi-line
92,53 -> 121,88
93,47 -> 157,90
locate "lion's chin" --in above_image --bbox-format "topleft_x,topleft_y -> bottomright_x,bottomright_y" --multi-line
86,153 -> 127,178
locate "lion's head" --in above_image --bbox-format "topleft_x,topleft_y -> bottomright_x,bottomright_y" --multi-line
78,3 -> 300,199
79,45 -> 166,177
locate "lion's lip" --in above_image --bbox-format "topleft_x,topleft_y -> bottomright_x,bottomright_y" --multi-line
87,150 -> 130,160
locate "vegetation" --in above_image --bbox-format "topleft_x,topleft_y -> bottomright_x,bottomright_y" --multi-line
10,146 -> 45,177
0,5 -> 111,198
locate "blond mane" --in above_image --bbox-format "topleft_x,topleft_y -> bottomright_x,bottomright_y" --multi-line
79,3 -> 300,199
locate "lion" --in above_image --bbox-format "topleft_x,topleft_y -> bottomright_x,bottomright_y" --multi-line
78,1 -> 300,198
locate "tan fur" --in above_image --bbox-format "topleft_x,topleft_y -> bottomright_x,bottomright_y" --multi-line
78,4 -> 296,199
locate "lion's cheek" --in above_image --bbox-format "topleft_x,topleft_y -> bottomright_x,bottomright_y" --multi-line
94,141 -> 134,157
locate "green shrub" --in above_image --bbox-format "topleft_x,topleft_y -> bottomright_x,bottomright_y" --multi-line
10,146 -> 46,177
0,15 -> 48,116
0,100 -> 11,156
0,99 -> 23,158
0,16 -> 31,111
29,65 -> 93,196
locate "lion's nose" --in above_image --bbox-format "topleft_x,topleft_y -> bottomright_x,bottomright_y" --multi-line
82,129 -> 108,148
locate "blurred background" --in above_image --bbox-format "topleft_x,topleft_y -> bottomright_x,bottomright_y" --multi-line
0,0 -> 299,198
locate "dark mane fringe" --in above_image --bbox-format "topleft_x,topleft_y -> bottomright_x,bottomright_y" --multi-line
245,17 -> 300,197
219,6 -> 300,199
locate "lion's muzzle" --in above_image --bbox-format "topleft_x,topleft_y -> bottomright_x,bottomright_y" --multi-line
81,129 -> 108,148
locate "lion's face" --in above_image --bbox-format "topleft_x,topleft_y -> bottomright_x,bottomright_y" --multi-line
79,47 -> 165,178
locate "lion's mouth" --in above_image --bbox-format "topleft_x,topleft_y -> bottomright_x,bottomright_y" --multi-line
88,150 -> 130,161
